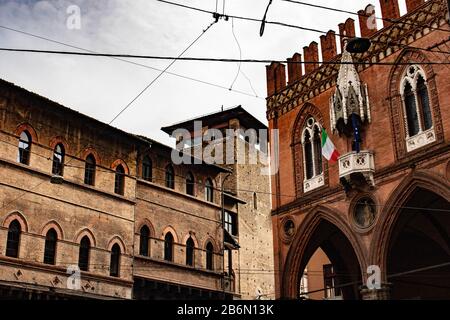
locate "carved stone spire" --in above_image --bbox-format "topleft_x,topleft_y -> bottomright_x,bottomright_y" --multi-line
330,47 -> 371,135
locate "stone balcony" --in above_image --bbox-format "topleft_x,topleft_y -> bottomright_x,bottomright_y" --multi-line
339,151 -> 375,187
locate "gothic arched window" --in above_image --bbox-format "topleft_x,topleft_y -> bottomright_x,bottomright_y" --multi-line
164,232 -> 174,262
165,165 -> 175,189
44,228 -> 57,265
401,65 -> 433,138
417,76 -> 432,131
302,118 -> 323,184
186,172 -> 195,196
206,242 -> 214,271
186,237 -> 195,266
52,144 -> 65,176
18,131 -> 31,165
400,65 -> 436,153
142,156 -> 152,182
404,82 -> 420,137
114,164 -> 125,195
139,225 -> 150,257
84,154 -> 96,186
6,220 -> 21,258
78,236 -> 90,271
205,178 -> 214,202
110,244 -> 121,277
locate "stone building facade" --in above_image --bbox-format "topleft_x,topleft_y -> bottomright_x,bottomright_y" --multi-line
266,0 -> 450,300
0,78 -> 241,299
162,106 -> 275,300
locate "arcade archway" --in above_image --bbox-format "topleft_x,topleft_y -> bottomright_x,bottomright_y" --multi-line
387,188 -> 450,299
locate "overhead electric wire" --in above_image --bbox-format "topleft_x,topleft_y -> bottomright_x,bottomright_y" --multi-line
0,136 -> 449,214
155,0 -> 450,56
0,19 -> 223,211
0,25 -> 262,100
108,20 -> 217,125
2,47 -> 450,64
281,0 -> 450,34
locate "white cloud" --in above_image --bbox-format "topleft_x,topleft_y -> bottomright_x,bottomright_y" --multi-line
0,0 -> 408,145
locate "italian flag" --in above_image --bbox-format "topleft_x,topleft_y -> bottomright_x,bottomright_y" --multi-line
321,129 -> 340,162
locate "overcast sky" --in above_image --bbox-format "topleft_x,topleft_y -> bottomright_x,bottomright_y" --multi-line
0,0 -> 408,145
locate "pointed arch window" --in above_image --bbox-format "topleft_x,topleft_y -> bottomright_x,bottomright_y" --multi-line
52,144 -> 65,176
164,232 -> 174,262
186,172 -> 195,196
303,131 -> 314,180
165,165 -> 175,189
404,82 -> 420,137
114,164 -> 125,195
206,242 -> 214,271
400,65 -> 436,152
139,225 -> 150,257
44,228 -> 57,265
78,236 -> 90,271
417,76 -> 432,131
18,131 -> 31,165
6,220 -> 21,258
110,244 -> 121,277
142,156 -> 152,182
84,154 -> 96,186
302,118 -> 324,192
186,237 -> 195,266
205,178 -> 214,202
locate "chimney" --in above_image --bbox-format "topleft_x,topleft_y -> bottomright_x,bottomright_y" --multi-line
266,62 -> 286,97
287,53 -> 303,84
379,0 -> 400,28
338,18 -> 356,51
303,41 -> 319,74
320,30 -> 337,62
358,4 -> 378,38
405,0 -> 424,12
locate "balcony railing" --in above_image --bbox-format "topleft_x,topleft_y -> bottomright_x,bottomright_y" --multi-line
338,151 -> 375,187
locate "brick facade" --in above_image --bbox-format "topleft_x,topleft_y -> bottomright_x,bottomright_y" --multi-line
266,0 -> 450,299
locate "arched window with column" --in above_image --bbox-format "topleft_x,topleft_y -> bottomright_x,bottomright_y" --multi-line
17,131 -> 31,165
401,65 -> 434,138
139,225 -> 150,256
301,117 -> 324,192
78,236 -> 90,271
164,232 -> 174,262
186,237 -> 195,266
417,75 -> 432,131
6,220 -> 21,258
110,244 -> 121,277
52,144 -> 65,176
43,228 -> 57,265
303,130 -> 313,180
84,154 -> 96,186
404,81 -> 420,137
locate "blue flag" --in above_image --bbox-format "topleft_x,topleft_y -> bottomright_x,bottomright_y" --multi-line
352,113 -> 361,153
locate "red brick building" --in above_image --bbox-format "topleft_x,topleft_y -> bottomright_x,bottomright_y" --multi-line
266,0 -> 450,299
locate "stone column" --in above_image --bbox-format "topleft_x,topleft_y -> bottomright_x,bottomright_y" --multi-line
360,284 -> 391,300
